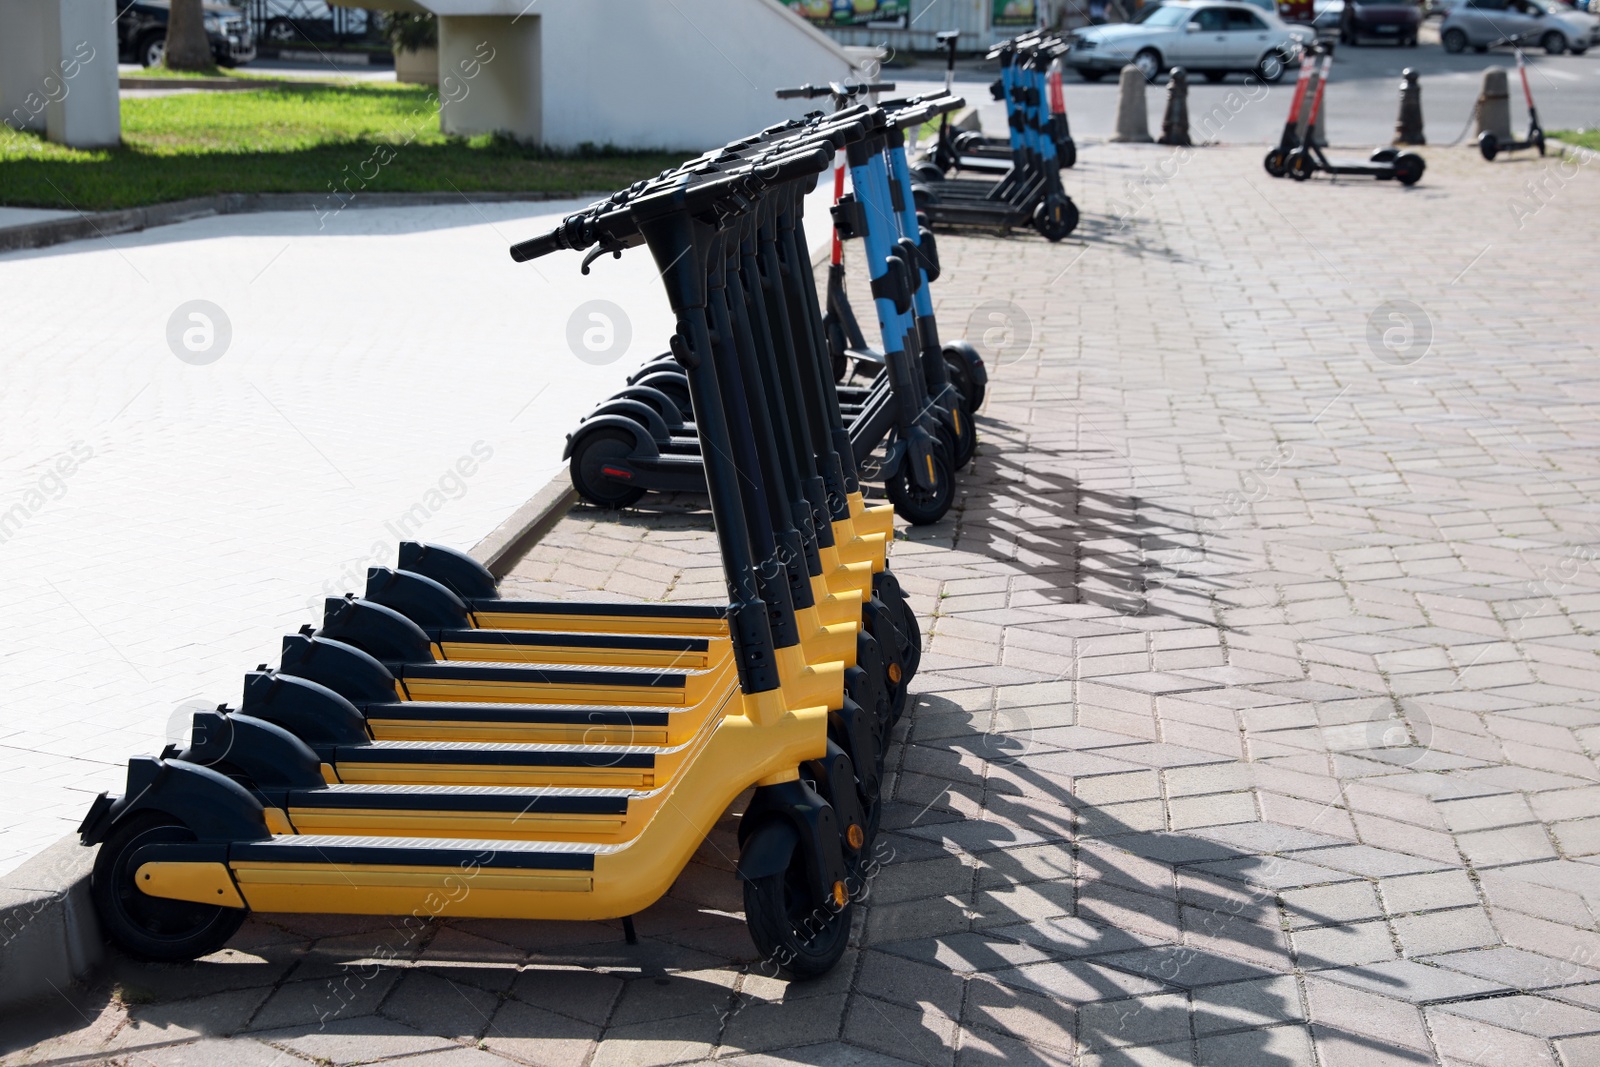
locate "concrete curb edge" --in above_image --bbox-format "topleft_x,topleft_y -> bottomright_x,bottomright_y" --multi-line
0,468 -> 578,1010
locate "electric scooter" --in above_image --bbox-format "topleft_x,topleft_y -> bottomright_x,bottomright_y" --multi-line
1264,47 -> 1318,177
1479,45 -> 1544,161
918,29 -> 1076,178
1285,48 -> 1426,185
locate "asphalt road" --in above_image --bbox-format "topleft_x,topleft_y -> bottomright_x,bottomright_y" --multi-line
894,22 -> 1600,145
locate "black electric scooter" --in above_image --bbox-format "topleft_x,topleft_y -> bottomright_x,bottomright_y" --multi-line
1285,48 -> 1426,185
1264,47 -> 1318,177
1479,45 -> 1544,161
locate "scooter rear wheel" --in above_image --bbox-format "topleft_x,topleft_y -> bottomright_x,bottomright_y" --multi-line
92,814 -> 247,962
1478,132 -> 1499,162
741,831 -> 853,980
570,426 -> 648,509
1263,148 -> 1288,178
1393,152 -> 1426,186
887,450 -> 955,526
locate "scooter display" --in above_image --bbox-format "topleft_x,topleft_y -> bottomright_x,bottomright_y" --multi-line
911,32 -> 1079,240
78,126 -> 918,981
561,95 -> 981,525
1285,48 -> 1426,185
1479,46 -> 1544,161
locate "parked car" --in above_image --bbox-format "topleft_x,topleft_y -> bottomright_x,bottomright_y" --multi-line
1067,0 -> 1313,81
1340,0 -> 1422,42
1313,0 -> 1345,30
253,0 -> 374,47
1440,0 -> 1597,51
116,1 -> 256,67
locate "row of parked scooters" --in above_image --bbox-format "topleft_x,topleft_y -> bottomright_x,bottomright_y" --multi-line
563,30 -> 1079,526
80,104 -> 941,979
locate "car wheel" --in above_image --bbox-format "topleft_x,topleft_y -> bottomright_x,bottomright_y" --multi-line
1203,69 -> 1228,82
1256,52 -> 1287,82
1133,49 -> 1163,82
1442,27 -> 1467,51
266,17 -> 297,44
1079,68 -> 1106,82
139,32 -> 165,68
1541,30 -> 1566,54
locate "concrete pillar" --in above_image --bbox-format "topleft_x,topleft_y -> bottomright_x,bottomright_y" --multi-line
1109,64 -> 1152,143
1158,67 -> 1191,146
0,0 -> 120,147
1394,67 -> 1424,146
1475,67 -> 1512,143
438,15 -> 540,144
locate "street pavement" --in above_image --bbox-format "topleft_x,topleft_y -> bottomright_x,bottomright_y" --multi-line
900,21 -> 1600,147
4,140 -> 1598,1066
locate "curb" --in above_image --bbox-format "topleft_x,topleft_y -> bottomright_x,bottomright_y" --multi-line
0,190 -> 601,256
0,469 -> 578,1011
118,76 -> 356,91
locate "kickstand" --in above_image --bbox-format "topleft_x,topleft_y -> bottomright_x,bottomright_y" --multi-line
622,915 -> 638,945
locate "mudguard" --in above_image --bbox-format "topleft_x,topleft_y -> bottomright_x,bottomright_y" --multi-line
580,399 -> 673,447
561,414 -> 662,463
241,669 -> 373,746
279,633 -> 399,704
736,779 -> 848,904
802,741 -> 868,854
172,710 -> 326,790
365,566 -> 473,629
318,597 -> 434,664
827,698 -> 883,808
942,340 -> 988,397
613,386 -> 688,432
79,757 -> 270,846
397,542 -> 498,601
624,351 -> 676,386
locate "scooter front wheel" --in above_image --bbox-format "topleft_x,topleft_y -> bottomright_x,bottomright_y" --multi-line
570,426 -> 648,509
92,814 -> 247,962
1057,138 -> 1078,170
1478,132 -> 1499,162
1263,147 -> 1288,178
1286,150 -> 1315,181
1033,196 -> 1079,242
741,829 -> 853,980
887,450 -> 955,525
947,400 -> 978,470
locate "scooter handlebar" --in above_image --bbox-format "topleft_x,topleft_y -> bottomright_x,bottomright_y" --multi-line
775,84 -> 830,99
509,224 -> 577,263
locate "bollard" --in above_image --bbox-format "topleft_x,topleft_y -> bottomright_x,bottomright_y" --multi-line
1110,64 -> 1153,143
1393,67 -> 1425,145
1475,67 -> 1513,143
1159,66 -> 1192,146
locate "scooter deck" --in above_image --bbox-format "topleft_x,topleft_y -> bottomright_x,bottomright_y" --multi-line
265,783 -> 644,842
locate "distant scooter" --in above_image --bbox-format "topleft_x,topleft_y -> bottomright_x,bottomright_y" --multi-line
1285,46 -> 1426,185
1479,45 -> 1544,161
1264,47 -> 1318,177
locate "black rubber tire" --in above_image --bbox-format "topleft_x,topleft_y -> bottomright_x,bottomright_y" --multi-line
1478,131 -> 1499,161
1033,195 -> 1079,241
1473,44 -> 1488,53
1542,31 -> 1566,55
886,449 -> 954,526
946,401 -> 977,471
138,32 -> 165,68
943,341 -> 987,409
91,814 -> 247,962
569,426 -> 647,509
1443,28 -> 1467,52
944,357 -> 976,411
912,160 -> 946,183
1264,147 -> 1288,178
1133,49 -> 1163,83
1079,68 -> 1106,82
1203,70 -> 1229,83
1256,53 -> 1287,83
1056,137 -> 1077,169
890,592 -> 921,686
1393,152 -> 1425,185
741,833 -> 853,980
1286,150 -> 1316,181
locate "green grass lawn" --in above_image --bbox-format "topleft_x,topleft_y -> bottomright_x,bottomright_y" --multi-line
1552,130 -> 1600,152
0,82 -> 683,212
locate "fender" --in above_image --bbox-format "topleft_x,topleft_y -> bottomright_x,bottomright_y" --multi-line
735,818 -> 799,882
279,633 -> 400,704
80,758 -> 270,846
829,696 -> 883,809
624,351 -> 676,386
365,566 -> 472,629
318,596 -> 434,664
240,669 -> 371,746
942,340 -> 988,397
561,414 -> 662,463
172,710 -> 326,790
736,779 -> 848,905
613,386 -> 688,432
633,370 -> 694,421
805,742 -> 870,857
397,542 -> 498,600
581,399 -> 672,447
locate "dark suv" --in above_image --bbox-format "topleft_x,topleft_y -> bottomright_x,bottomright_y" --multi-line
1340,0 -> 1422,42
116,1 -> 257,68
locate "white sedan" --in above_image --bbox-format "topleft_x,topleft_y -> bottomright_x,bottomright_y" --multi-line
1067,0 -> 1315,81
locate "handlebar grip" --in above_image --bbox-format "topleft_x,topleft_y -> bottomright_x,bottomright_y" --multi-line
775,84 -> 829,99
508,229 -> 569,263
761,145 -> 835,184
861,81 -> 896,92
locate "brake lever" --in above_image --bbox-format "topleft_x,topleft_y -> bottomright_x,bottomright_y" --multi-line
580,238 -> 625,275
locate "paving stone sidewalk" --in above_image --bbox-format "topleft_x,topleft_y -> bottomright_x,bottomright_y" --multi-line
5,142 -> 1600,1067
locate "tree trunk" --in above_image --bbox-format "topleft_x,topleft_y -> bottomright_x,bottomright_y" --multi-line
165,0 -> 213,71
